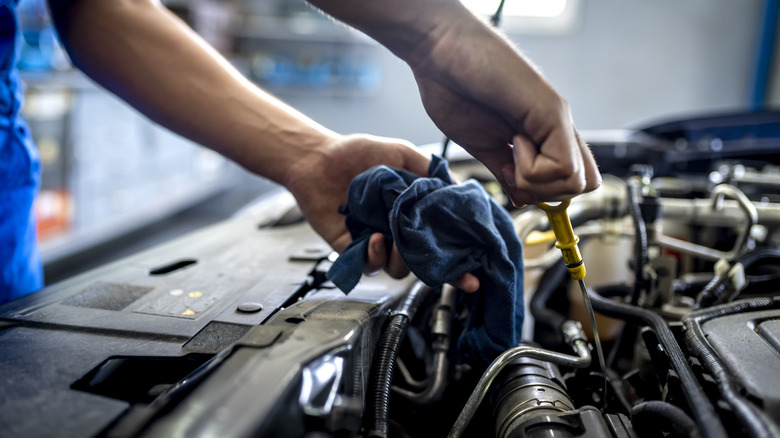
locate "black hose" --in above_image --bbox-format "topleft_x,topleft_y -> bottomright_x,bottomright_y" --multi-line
529,262 -> 569,337
627,179 -> 648,305
697,249 -> 780,307
631,401 -> 699,438
588,286 -> 728,438
743,273 -> 780,295
682,297 -> 780,438
587,284 -> 635,369
737,248 -> 780,267
367,282 -> 430,438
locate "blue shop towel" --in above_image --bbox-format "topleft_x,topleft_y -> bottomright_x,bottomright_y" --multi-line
327,155 -> 524,366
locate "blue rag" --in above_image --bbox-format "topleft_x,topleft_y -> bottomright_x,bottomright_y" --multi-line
327,155 -> 524,366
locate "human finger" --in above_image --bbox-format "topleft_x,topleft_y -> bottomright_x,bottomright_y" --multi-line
452,273 -> 480,293
514,131 -> 584,184
385,242 -> 411,279
574,129 -> 602,193
365,233 -> 389,275
396,141 -> 432,178
366,233 -> 411,279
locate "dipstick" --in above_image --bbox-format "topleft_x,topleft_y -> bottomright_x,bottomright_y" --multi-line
538,200 -> 608,409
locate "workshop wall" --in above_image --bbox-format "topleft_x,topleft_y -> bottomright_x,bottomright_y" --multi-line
270,0 -> 767,143
526,0 -> 766,130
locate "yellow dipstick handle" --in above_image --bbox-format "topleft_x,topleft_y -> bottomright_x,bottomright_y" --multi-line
537,200 -> 586,280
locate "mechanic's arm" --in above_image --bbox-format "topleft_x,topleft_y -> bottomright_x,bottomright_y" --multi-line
45,0 -> 483,289
307,0 -> 602,205
48,0 -> 337,187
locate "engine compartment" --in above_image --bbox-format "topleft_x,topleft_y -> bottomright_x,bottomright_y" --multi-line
1,110 -> 779,438
384,110 -> 780,438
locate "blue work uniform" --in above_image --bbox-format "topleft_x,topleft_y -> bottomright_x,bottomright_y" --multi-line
0,0 -> 44,304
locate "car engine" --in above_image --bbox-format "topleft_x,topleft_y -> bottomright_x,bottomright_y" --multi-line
1,110 -> 779,438
417,110 -> 780,438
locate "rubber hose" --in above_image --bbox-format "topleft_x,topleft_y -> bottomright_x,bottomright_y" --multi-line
529,262 -> 569,337
587,284 -> 635,369
627,180 -> 648,305
631,401 -> 699,438
744,274 -> 780,295
737,248 -> 780,266
588,286 -> 728,438
367,282 -> 430,438
682,297 -> 780,438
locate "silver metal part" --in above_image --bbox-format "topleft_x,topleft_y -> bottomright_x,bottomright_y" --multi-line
660,197 -> 780,227
657,184 -> 758,261
492,357 -> 575,438
561,319 -> 587,345
392,285 -> 457,404
448,321 -> 592,438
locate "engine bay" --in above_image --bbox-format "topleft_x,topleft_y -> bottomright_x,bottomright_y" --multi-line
415,110 -> 780,438
1,110 -> 779,437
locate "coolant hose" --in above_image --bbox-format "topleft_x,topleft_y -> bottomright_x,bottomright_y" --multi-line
682,297 -> 780,438
588,286 -> 727,438
367,281 -> 430,438
631,401 -> 699,438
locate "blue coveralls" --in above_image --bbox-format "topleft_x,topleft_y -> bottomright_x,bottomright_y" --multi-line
0,0 -> 44,304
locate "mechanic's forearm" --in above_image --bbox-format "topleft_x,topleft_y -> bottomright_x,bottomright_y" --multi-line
306,0 -> 473,67
47,0 -> 336,187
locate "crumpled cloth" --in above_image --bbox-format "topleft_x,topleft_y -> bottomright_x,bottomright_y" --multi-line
326,155 -> 524,366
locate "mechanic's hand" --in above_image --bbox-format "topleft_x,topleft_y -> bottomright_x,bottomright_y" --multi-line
408,12 -> 601,206
285,134 -> 480,292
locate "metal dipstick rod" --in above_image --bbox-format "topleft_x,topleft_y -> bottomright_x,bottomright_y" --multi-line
537,200 -> 608,409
